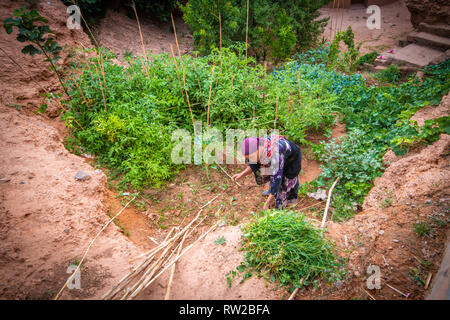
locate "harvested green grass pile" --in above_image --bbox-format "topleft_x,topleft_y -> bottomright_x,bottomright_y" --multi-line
228,210 -> 345,290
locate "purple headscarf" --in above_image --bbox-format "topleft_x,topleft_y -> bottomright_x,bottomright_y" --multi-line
241,137 -> 265,156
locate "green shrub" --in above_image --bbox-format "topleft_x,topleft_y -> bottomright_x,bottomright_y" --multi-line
181,0 -> 331,60
374,65 -> 401,83
228,210 -> 345,290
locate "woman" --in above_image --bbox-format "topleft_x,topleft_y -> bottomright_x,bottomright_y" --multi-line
231,135 -> 302,210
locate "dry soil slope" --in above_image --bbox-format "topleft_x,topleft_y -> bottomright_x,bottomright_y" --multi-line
0,0 -> 142,300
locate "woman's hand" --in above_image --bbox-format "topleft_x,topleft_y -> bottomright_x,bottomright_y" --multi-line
231,166 -> 253,182
263,193 -> 274,211
231,173 -> 242,182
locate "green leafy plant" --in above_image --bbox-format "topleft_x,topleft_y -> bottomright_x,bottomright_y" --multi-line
327,26 -> 361,73
413,221 -> 431,237
181,0 -> 330,61
374,65 -> 401,83
4,6 -> 67,95
214,236 -> 226,245
229,210 -> 345,290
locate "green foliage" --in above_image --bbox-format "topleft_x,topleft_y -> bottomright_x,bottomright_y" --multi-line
4,7 -> 61,61
390,116 -> 450,155
315,129 -> 384,204
229,210 -> 345,289
4,6 -> 66,94
327,26 -> 361,73
180,0 -> 240,55
278,47 -> 449,218
413,221 -> 431,237
64,46 -> 275,189
214,236 -> 226,245
374,65 -> 401,83
355,50 -> 379,67
181,0 -> 331,60
127,0 -> 178,22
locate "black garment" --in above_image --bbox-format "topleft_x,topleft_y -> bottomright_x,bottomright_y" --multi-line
248,138 -> 302,187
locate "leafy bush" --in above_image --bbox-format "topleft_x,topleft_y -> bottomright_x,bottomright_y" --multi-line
326,26 -> 361,73
374,65 -> 401,83
355,50 -> 379,67
309,58 -> 450,211
4,6 -> 66,94
227,210 -> 344,290
181,0 -> 331,60
63,46 -> 271,189
315,129 -> 384,204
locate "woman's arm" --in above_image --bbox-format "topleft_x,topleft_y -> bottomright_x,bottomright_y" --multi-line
231,165 -> 252,182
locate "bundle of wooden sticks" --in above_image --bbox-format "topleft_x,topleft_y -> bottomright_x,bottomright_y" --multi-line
103,195 -> 219,300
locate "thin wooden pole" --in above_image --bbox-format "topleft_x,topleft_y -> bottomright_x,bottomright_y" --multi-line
164,231 -> 187,300
206,65 -> 215,126
320,177 -> 340,229
55,196 -> 137,300
245,0 -> 249,58
132,0 -> 150,77
219,13 -> 222,73
274,96 -> 278,129
170,45 -> 184,97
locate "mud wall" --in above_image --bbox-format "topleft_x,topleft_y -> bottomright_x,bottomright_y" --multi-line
405,0 -> 450,28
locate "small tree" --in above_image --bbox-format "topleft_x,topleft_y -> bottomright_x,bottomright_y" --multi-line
181,0 -> 331,61
4,6 -> 68,95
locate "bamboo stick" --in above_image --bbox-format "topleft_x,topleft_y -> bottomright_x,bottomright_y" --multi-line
92,60 -> 107,111
170,45 -> 184,97
361,287 -> 376,300
170,15 -> 196,135
123,233 -> 178,299
245,0 -> 249,59
105,195 -> 218,299
320,177 -> 340,229
73,77 -> 89,107
129,195 -> 218,262
386,283 -> 409,298
274,96 -> 278,129
171,13 -> 183,59
191,61 -> 202,92
123,214 -> 206,299
104,227 -> 177,299
164,229 -> 188,300
206,65 -> 215,126
55,196 -> 137,300
170,45 -> 183,96
140,222 -> 220,293
218,164 -> 242,187
424,273 -> 432,290
132,0 -> 150,77
219,13 -> 222,73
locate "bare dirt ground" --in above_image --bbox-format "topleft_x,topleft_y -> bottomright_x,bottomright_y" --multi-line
94,8 -> 193,65
0,0 -> 144,300
0,0 -> 448,300
320,0 -> 414,54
